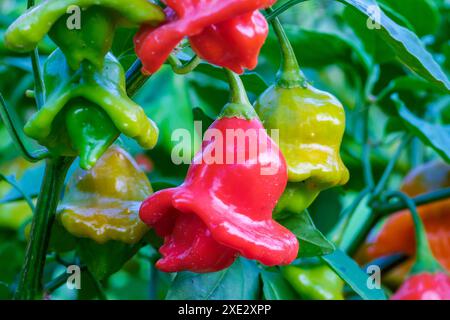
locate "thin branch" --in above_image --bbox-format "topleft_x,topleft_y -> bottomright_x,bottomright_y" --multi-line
0,174 -> 35,212
0,93 -> 50,162
265,0 -> 310,22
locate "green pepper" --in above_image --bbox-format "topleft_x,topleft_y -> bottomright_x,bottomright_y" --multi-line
24,48 -> 159,170
4,0 -> 164,70
282,262 -> 344,300
254,18 -> 349,214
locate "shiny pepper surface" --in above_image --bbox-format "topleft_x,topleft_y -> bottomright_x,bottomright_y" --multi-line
391,273 -> 450,300
139,72 -> 298,273
367,161 -> 450,271
282,264 -> 344,300
134,0 -> 275,74
254,19 -> 349,214
58,146 -> 152,244
5,0 -> 164,70
24,49 -> 158,170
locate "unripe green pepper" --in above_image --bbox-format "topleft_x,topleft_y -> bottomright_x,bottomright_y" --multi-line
4,0 -> 164,69
254,17 -> 349,214
282,262 -> 344,300
24,48 -> 159,170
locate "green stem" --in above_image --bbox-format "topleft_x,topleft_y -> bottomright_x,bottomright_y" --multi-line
0,174 -> 35,212
383,191 -> 444,274
267,9 -> 307,87
265,0 -> 310,22
168,54 -> 201,75
362,105 -> 374,189
374,187 -> 450,216
330,187 -> 371,249
14,157 -> 73,300
371,135 -> 411,200
26,0 -> 45,109
221,69 -> 257,119
125,60 -> 151,97
0,93 -> 50,162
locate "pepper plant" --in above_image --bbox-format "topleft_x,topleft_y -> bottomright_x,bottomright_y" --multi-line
0,0 -> 449,301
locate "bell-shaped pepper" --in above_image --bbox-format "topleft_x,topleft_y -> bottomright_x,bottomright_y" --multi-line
24,49 -> 159,170
390,272 -> 450,300
4,0 -> 164,70
58,146 -> 152,244
254,18 -> 349,214
282,262 -> 344,300
365,161 -> 450,272
189,11 -> 269,74
134,0 -> 276,74
139,71 -> 298,273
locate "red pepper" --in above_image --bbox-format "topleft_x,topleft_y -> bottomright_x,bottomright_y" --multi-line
134,0 -> 275,74
139,71 -> 298,273
391,273 -> 450,300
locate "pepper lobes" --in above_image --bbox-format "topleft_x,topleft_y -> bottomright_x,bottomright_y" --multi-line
134,0 -> 276,74
254,19 -> 349,215
23,49 -> 159,170
4,0 -> 164,70
139,71 -> 298,273
58,146 -> 152,244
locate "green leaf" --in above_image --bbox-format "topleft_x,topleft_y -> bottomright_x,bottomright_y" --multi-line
339,0 -> 450,91
279,211 -> 335,258
261,270 -> 298,300
77,238 -> 145,280
166,258 -> 261,300
378,76 -> 447,100
393,94 -> 450,162
322,249 -> 387,300
379,0 -> 440,37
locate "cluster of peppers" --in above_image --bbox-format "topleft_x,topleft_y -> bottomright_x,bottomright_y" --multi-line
5,0 -> 349,286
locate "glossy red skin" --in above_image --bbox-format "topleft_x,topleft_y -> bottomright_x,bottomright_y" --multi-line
391,273 -> 450,300
190,11 -> 268,74
134,0 -> 276,74
139,117 -> 299,273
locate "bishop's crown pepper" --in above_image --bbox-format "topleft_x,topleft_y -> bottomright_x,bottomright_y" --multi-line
139,70 -> 298,273
58,146 -> 152,244
4,0 -> 164,70
134,0 -> 276,74
254,16 -> 349,215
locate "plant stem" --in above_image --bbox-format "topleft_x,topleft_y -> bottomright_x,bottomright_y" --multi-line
168,54 -> 201,75
0,93 -> 49,162
374,187 -> 450,216
25,0 -> 45,109
371,135 -> 411,200
0,174 -> 35,212
267,9 -> 307,87
362,105 -> 374,189
224,69 -> 251,106
126,60 -> 151,97
14,156 -> 73,300
265,0 -> 310,22
383,191 -> 443,274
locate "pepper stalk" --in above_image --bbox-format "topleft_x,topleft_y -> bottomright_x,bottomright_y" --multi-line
383,191 -> 445,275
266,8 -> 307,88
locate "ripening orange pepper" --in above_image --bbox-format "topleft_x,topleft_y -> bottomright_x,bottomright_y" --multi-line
365,161 -> 450,272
